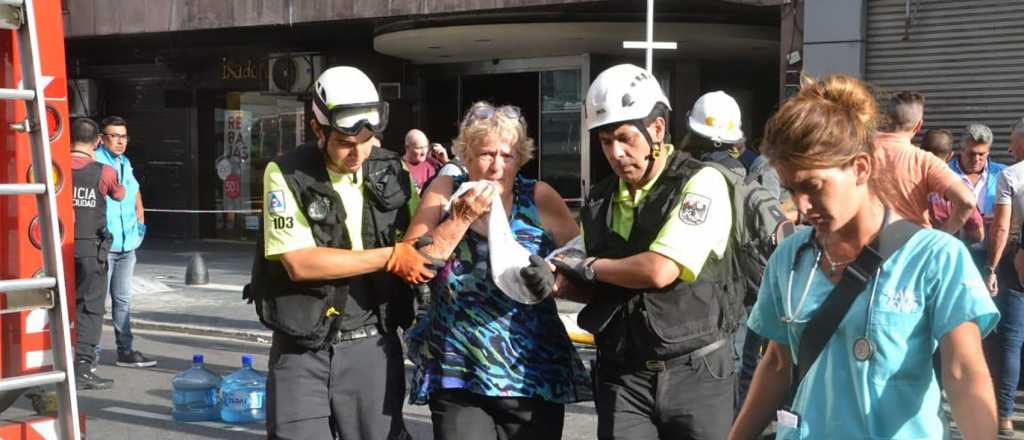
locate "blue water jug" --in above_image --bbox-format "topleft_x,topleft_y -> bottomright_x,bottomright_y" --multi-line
171,354 -> 221,422
220,354 -> 266,424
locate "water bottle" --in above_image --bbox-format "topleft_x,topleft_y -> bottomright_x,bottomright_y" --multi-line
220,354 -> 267,424
171,354 -> 221,422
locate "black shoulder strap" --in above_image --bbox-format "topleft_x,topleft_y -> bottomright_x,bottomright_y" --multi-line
794,216 -> 922,388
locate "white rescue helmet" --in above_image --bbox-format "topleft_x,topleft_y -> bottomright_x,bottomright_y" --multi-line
311,66 -> 389,136
585,64 -> 671,131
687,91 -> 745,144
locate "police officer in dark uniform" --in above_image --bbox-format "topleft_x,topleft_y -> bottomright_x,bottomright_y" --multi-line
70,117 -> 125,390
245,66 -> 433,440
553,64 -> 741,439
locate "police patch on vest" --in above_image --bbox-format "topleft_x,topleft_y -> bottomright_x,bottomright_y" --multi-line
268,190 -> 285,216
307,196 -> 331,221
72,186 -> 98,208
679,193 -> 711,225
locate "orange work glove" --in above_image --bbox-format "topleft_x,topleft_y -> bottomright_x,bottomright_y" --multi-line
386,238 -> 438,285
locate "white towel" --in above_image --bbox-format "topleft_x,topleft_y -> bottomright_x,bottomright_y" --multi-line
447,181 -> 535,302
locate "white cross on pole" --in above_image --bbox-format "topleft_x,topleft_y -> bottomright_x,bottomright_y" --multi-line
622,0 -> 677,72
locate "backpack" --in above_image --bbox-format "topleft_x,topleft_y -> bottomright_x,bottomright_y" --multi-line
703,159 -> 793,307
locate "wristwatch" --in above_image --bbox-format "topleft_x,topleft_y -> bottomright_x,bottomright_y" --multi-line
582,257 -> 598,282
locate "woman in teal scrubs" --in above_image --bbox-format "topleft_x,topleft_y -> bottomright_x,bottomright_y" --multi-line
728,75 -> 999,440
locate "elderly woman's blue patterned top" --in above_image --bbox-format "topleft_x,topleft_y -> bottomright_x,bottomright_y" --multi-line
406,174 -> 592,404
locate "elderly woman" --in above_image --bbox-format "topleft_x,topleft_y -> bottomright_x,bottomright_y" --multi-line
404,102 -> 590,440
728,75 -> 999,440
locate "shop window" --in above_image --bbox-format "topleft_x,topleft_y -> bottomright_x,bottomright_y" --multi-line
212,92 -> 306,240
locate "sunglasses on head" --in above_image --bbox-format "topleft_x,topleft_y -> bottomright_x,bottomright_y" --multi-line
463,104 -> 522,126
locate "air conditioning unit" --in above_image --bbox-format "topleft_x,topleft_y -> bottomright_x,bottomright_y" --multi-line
268,53 -> 324,95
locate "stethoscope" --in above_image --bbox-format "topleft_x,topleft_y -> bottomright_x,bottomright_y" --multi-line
782,211 -> 889,362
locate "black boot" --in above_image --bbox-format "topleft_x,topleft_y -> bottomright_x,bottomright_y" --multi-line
75,363 -> 113,390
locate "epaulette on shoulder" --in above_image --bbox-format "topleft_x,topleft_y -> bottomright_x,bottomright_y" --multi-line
662,148 -> 702,178
274,143 -> 320,174
368,146 -> 401,162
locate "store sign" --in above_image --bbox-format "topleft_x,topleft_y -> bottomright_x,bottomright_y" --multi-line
202,57 -> 267,90
224,174 -> 241,200
216,157 -> 232,181
220,57 -> 266,82
225,111 -> 250,163
220,110 -> 252,208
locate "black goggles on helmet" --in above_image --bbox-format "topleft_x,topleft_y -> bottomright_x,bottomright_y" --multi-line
316,100 -> 390,136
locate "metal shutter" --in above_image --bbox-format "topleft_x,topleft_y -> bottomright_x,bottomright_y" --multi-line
865,0 -> 1024,164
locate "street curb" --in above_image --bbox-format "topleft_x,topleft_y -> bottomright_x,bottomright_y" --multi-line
104,317 -> 272,344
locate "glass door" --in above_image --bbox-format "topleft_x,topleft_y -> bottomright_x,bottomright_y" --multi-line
539,69 -> 583,203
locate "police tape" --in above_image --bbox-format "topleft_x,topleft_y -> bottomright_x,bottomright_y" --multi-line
143,208 -> 261,214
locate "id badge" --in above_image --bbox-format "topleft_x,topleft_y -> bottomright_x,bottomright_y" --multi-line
776,409 -> 800,429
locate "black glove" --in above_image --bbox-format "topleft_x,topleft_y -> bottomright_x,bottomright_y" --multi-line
552,258 -> 589,286
406,236 -> 442,308
519,255 -> 555,304
413,235 -> 447,273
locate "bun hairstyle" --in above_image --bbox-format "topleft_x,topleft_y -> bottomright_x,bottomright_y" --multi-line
763,74 -> 879,170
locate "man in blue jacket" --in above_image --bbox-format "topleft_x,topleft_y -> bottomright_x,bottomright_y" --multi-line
949,123 -> 1008,277
949,123 -> 1008,220
95,116 -> 156,368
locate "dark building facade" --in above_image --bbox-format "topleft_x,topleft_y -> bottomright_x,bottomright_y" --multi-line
64,0 -> 784,240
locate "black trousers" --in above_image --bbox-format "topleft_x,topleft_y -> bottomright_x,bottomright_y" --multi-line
595,343 -> 735,440
266,331 -> 409,440
428,389 -> 565,440
74,255 -> 107,366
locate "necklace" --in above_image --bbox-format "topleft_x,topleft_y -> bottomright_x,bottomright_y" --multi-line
821,245 -> 854,275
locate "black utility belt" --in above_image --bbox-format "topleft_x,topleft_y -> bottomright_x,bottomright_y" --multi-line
324,324 -> 380,345
605,338 -> 728,372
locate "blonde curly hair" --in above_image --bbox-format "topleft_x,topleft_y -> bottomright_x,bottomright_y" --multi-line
452,102 -> 535,168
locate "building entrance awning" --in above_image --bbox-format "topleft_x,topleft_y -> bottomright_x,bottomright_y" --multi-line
374,21 -> 777,64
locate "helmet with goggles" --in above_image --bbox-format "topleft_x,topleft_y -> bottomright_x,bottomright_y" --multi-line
311,66 -> 389,136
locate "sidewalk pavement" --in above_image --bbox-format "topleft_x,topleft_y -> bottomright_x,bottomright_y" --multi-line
110,239 -> 268,342
109,239 -> 1024,437
114,238 -> 586,344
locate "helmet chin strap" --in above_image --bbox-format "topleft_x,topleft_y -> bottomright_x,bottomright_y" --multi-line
630,120 -> 662,185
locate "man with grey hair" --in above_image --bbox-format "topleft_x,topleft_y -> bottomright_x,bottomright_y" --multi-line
872,90 -> 976,232
950,123 -> 1006,219
919,129 -> 985,243
985,117 -> 1024,435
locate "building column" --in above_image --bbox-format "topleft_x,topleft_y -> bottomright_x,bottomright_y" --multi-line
802,0 -> 866,79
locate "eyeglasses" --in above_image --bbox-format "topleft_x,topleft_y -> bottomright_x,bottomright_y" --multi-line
462,104 -> 522,127
103,133 -> 130,142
